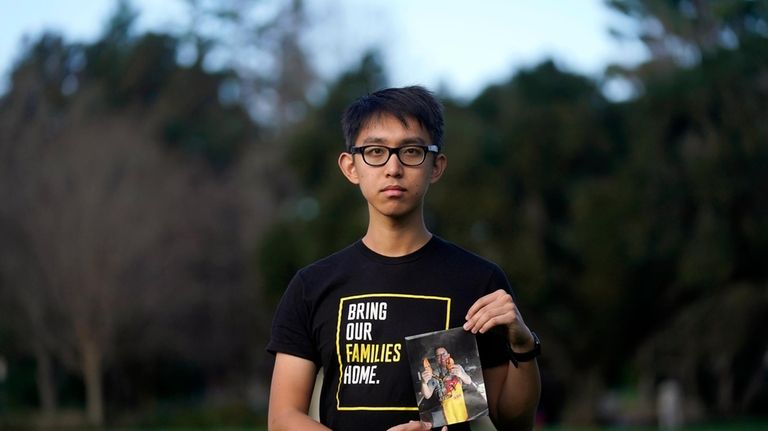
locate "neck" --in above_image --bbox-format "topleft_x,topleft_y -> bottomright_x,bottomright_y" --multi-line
362,210 -> 432,257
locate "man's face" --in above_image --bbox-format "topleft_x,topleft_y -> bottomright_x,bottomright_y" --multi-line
338,113 -> 446,221
435,347 -> 450,366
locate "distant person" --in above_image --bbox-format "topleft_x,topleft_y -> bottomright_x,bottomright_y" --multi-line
267,86 -> 541,431
657,379 -> 682,430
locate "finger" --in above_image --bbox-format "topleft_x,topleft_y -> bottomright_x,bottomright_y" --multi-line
387,420 -> 425,431
464,300 -> 499,332
465,290 -> 515,329
465,300 -> 515,333
473,306 -> 518,334
478,303 -> 529,336
412,421 -> 431,430
465,289 -> 506,320
477,314 -> 511,334
464,289 -> 505,320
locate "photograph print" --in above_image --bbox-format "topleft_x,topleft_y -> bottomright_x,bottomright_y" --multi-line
404,326 -> 488,428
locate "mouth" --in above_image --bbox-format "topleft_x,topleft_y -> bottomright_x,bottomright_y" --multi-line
382,185 -> 406,191
381,185 -> 406,197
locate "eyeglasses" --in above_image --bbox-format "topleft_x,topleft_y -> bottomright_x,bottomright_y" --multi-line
350,145 -> 439,167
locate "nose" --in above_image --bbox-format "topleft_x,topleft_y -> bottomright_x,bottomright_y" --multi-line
384,150 -> 404,177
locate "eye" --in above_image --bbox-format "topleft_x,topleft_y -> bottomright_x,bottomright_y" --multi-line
403,146 -> 422,156
365,146 -> 386,156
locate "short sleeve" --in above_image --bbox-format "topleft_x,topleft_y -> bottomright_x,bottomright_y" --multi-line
477,265 -> 514,369
266,272 -> 320,365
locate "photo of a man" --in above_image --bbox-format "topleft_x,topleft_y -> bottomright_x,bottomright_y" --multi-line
420,347 -> 473,424
406,327 -> 489,428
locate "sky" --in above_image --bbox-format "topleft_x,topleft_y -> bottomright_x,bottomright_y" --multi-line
0,0 -> 649,100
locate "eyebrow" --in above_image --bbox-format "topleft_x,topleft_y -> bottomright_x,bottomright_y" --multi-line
361,136 -> 427,146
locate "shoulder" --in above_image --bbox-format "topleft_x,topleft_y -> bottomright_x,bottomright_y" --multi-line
432,236 -> 505,274
289,241 -> 363,291
431,236 -> 513,294
297,241 -> 360,275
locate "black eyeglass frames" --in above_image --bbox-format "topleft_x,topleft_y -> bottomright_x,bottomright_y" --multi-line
349,144 -> 439,167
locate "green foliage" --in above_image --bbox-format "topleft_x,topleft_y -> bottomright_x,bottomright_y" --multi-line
3,0 -> 768,425
75,5 -> 254,169
258,53 -> 386,301
1,359 -> 38,409
261,31 -> 768,421
12,22 -> 254,170
0,1 -> 264,424
158,65 -> 253,168
608,0 -> 768,57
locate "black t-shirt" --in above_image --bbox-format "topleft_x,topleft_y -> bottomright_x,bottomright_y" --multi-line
267,236 -> 513,430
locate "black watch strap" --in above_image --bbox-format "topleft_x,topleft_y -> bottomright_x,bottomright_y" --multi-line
506,331 -> 541,368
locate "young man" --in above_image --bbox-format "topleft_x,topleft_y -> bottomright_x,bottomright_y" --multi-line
267,86 -> 541,431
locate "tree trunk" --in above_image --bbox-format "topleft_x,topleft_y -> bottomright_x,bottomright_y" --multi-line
34,344 -> 57,417
741,354 -> 768,413
714,358 -> 733,415
80,335 -> 104,426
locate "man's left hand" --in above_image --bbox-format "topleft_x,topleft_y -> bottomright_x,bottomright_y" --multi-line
463,289 -> 534,350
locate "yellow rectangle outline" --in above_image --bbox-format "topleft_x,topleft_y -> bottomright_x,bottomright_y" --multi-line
335,293 -> 451,411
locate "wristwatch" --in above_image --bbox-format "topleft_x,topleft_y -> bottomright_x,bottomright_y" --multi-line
506,331 -> 541,368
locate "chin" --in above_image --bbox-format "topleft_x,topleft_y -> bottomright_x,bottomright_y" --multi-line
381,207 -> 419,220
369,199 -> 423,220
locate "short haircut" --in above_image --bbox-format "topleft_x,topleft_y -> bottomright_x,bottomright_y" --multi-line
341,86 -> 444,152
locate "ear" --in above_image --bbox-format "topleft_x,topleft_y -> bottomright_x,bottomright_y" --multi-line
429,153 -> 447,184
338,151 -> 360,184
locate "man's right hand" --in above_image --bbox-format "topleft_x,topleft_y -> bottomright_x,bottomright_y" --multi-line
386,420 -> 446,431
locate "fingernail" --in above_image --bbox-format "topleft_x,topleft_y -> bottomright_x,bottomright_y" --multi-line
463,322 -> 470,330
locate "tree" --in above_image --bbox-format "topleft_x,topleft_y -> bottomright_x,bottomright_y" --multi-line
0,46 -> 205,424
0,16 -> 257,428
178,0 -> 316,127
608,0 -> 768,67
258,43 -> 768,423
257,52 -> 388,302
0,0 -> 320,427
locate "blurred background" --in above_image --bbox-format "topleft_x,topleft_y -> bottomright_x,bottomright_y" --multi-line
0,0 -> 767,430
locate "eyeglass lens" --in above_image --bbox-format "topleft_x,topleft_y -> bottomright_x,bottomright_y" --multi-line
361,146 -> 427,166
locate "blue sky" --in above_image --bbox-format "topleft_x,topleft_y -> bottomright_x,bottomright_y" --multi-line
0,0 -> 648,99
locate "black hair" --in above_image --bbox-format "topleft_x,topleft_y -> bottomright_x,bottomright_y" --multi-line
341,86 -> 444,152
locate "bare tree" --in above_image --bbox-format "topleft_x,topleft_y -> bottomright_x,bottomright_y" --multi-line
0,224 -> 60,418
0,65 -> 214,423
0,0 -> 319,423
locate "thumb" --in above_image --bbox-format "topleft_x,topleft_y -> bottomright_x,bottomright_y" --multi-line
386,420 -> 431,431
